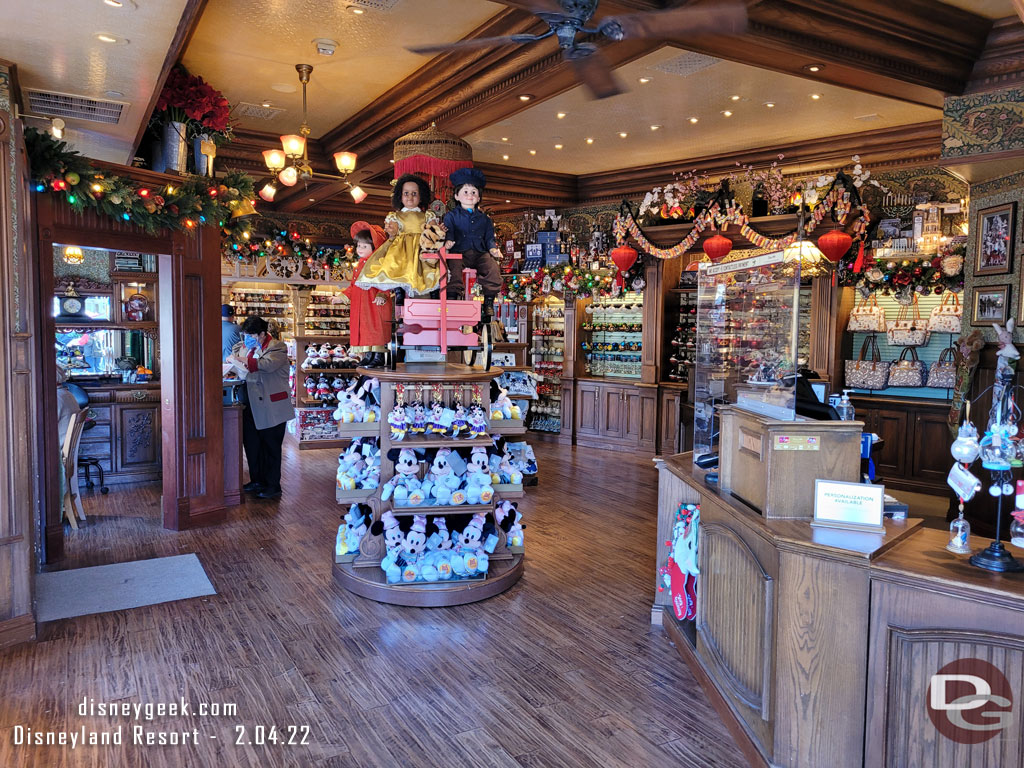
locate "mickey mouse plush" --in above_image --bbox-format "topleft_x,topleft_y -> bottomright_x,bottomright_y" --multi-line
381,447 -> 427,506
425,448 -> 467,506
464,446 -> 495,504
372,509 -> 406,583
488,437 -> 524,485
336,503 -> 369,558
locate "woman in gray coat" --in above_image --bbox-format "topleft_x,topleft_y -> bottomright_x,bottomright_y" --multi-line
227,315 -> 293,499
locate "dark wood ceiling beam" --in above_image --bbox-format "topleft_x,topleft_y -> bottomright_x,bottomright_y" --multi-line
130,0 -> 210,156
965,16 -> 1024,94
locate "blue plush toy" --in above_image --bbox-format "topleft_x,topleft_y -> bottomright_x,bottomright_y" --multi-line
375,510 -> 406,583
489,438 -> 524,485
337,503 -> 369,556
464,446 -> 495,504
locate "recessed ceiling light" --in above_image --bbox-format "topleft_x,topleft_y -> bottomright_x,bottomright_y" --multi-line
505,199 -> 511,203
261,100 -> 272,108
103,0 -> 123,6
650,124 -> 661,131
638,77 -> 651,84
501,137 -> 508,142
96,33 -> 123,43
348,4 -> 364,13
721,110 -> 732,117
804,63 -> 824,73
730,94 -> 741,101
556,112 -> 566,119
586,137 -> 594,144
502,154 -> 509,160
308,198 -> 316,202
518,94 -> 532,102
810,93 -> 821,100
619,132 -> 628,138
764,102 -> 775,108
554,143 -> 563,149
389,159 -> 395,163
688,117 -> 698,124
105,90 -> 124,99
529,149 -> 537,155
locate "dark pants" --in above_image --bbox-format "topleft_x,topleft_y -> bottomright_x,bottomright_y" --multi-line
242,404 -> 286,491
445,248 -> 504,299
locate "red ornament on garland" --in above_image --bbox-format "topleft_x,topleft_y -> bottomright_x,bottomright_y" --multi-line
702,234 -> 732,264
817,228 -> 853,263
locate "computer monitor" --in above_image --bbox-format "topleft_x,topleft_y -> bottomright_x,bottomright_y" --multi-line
793,373 -> 840,420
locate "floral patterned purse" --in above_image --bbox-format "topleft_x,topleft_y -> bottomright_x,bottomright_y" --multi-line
927,292 -> 962,334
845,335 -> 890,390
889,347 -> 925,387
847,293 -> 887,332
927,347 -> 957,389
886,296 -> 930,347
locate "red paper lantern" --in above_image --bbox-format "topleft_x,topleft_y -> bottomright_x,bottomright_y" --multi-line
818,229 -> 853,263
610,244 -> 638,274
702,234 -> 732,263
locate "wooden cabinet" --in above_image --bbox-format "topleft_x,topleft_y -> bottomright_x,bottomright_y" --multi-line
575,378 -> 657,453
852,396 -> 951,495
114,403 -> 161,476
75,384 -> 162,485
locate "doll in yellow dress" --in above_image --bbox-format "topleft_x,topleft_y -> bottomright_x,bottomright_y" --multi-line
355,174 -> 440,298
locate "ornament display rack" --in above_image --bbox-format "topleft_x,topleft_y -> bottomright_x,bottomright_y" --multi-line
291,333 -> 366,450
529,296 -> 565,433
333,363 -> 526,607
580,291 -> 644,380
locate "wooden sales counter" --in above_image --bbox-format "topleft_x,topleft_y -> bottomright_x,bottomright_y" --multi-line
655,453 -> 1024,768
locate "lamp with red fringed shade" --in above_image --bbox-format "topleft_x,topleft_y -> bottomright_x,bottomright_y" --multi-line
702,234 -> 732,264
817,228 -> 853,263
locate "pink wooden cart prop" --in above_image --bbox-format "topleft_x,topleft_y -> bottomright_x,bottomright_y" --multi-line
390,248 -> 490,368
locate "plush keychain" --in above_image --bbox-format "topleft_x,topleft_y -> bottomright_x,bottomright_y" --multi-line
388,383 -> 409,441
427,384 -> 447,435
467,403 -> 488,438
450,399 -> 468,438
409,401 -> 428,435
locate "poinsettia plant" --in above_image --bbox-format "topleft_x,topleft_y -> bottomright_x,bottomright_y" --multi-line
152,67 -> 234,144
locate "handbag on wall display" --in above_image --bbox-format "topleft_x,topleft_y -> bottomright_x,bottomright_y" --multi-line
847,293 -> 888,333
845,335 -> 891,390
886,296 -> 930,347
889,347 -> 926,387
927,346 -> 957,389
927,292 -> 962,334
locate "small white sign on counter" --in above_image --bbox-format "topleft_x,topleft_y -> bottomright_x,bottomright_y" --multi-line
813,479 -> 886,533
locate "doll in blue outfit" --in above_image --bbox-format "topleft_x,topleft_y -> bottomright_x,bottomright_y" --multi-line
442,167 -> 505,320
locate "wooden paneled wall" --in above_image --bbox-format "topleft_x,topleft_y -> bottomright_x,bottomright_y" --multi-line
0,79 -> 38,646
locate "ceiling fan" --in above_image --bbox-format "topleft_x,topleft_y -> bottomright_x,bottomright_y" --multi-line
407,0 -> 748,99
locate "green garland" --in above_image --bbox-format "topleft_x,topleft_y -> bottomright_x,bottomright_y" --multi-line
836,242 -> 965,297
25,127 -> 256,244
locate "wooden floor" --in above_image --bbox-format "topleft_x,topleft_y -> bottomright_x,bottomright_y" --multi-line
0,441 -> 747,768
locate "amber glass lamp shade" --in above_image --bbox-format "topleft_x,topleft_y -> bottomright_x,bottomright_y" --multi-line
262,149 -> 286,171
278,166 -> 299,187
349,186 -> 367,204
334,151 -> 357,174
280,134 -> 306,157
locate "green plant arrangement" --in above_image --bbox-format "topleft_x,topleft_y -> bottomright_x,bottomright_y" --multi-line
25,127 -> 256,244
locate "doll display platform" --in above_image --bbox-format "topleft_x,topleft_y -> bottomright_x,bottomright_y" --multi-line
332,362 -> 527,607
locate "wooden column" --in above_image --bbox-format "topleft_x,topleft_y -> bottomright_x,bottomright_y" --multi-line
159,224 -> 226,529
0,67 -> 38,647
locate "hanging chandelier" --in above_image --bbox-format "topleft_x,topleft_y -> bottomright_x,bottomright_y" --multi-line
259,64 -> 365,204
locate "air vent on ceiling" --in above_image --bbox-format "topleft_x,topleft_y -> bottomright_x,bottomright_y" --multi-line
235,102 -> 286,121
650,52 -> 720,78
347,0 -> 400,11
26,89 -> 126,124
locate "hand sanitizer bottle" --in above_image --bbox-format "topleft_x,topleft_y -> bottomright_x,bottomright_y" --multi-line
836,390 -> 856,421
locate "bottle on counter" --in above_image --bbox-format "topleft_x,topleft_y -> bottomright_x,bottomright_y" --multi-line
836,389 -> 856,421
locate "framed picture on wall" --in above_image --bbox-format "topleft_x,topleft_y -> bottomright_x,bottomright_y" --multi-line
974,202 -> 1016,276
972,284 -> 1010,326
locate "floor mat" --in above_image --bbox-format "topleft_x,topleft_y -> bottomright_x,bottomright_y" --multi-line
35,554 -> 216,621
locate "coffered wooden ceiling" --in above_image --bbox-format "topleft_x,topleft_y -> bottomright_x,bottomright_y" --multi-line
3,0 -> 1017,214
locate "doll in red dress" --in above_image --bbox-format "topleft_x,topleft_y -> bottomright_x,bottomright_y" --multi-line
346,221 -> 392,368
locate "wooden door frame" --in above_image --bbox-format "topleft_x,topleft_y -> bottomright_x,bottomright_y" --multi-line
34,186 -> 226,561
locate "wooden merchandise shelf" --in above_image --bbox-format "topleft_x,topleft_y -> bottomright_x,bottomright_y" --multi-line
333,363 -> 525,607
292,334 -> 363,447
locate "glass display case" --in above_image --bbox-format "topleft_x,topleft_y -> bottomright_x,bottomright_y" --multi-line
580,291 -> 643,380
692,251 -> 801,461
55,328 -> 158,381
